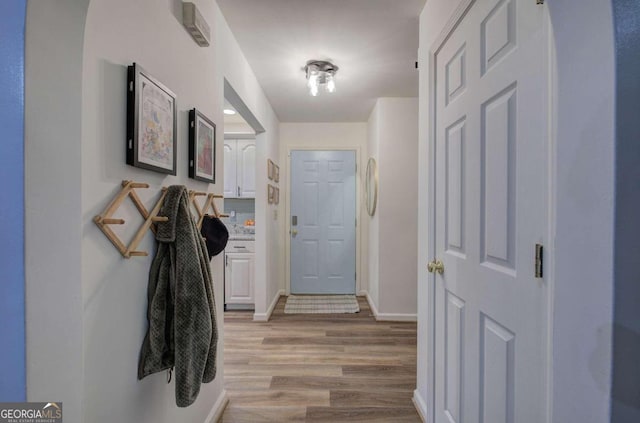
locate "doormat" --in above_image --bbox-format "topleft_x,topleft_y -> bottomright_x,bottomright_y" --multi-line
284,295 -> 360,314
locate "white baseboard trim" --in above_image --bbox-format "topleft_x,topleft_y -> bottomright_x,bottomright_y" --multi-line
205,389 -> 228,423
412,389 -> 428,423
375,313 -> 418,322
365,292 -> 417,322
365,292 -> 380,318
253,289 -> 284,322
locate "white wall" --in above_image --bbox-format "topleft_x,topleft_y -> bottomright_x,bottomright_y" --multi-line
366,98 -> 419,319
279,123 -> 368,294
26,0 -> 281,421
376,98 -> 419,316
80,0 -> 227,421
414,1 -> 616,422
217,11 -> 282,321
367,110 -> 380,306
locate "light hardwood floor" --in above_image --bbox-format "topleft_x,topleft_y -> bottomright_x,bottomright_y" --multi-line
221,296 -> 421,422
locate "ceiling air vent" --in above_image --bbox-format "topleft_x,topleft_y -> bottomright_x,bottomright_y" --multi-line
182,2 -> 210,47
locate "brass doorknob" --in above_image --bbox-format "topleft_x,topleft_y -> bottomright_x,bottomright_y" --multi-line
427,260 -> 444,274
291,229 -> 298,237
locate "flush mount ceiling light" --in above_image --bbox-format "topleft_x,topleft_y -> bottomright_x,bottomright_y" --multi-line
223,108 -> 236,115
304,60 -> 339,96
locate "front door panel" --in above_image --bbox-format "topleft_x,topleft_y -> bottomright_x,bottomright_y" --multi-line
290,150 -> 356,294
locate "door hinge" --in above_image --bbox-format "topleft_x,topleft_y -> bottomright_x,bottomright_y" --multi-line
535,244 -> 543,278
355,163 -> 358,172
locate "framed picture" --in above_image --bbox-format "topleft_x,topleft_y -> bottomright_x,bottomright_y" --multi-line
268,184 -> 275,204
188,108 -> 216,183
127,63 -> 177,175
273,164 -> 280,183
267,159 -> 274,180
274,187 -> 280,204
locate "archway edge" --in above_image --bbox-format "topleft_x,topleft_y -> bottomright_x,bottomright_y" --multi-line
546,1 -> 616,422
25,1 -> 90,423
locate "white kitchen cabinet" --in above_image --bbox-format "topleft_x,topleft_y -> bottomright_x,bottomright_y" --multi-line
224,241 -> 255,307
223,142 -> 237,198
223,139 -> 255,198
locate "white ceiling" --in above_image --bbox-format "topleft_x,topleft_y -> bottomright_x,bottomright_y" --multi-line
216,0 -> 425,122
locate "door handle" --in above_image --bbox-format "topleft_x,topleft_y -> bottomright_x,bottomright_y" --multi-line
291,229 -> 298,237
427,260 -> 444,274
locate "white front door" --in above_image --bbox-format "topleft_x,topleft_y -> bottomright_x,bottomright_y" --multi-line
432,0 -> 550,422
290,150 -> 356,294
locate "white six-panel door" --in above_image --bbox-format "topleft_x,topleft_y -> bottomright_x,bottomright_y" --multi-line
290,150 -> 356,294
432,0 -> 549,422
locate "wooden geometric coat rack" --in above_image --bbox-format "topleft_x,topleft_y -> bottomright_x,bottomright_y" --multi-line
94,180 -> 227,258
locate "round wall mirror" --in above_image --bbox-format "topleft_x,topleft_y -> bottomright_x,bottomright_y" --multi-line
365,157 -> 378,217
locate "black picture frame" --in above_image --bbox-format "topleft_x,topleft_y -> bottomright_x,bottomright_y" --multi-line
126,63 -> 177,175
188,108 -> 216,183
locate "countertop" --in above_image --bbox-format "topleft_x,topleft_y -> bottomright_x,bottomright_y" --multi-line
224,222 -> 255,241
228,234 -> 255,241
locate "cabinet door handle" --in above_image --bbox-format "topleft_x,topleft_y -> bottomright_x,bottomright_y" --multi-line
237,186 -> 240,197
225,255 -> 228,267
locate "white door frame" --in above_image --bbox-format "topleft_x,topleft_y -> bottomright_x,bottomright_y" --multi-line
284,145 -> 362,296
423,1 -> 556,422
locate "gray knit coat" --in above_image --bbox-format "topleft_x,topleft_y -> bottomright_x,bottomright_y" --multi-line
138,186 -> 218,407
